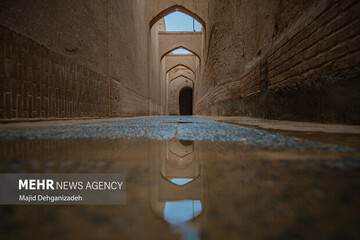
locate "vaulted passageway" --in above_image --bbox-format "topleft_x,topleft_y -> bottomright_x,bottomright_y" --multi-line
0,1 -> 359,239
149,8 -> 203,116
1,0 -> 358,123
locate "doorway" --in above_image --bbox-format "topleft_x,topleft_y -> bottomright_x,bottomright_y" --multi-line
179,87 -> 193,115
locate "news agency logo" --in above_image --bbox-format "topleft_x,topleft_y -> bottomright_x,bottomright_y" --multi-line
0,174 -> 126,205
18,179 -> 124,190
19,179 -> 55,190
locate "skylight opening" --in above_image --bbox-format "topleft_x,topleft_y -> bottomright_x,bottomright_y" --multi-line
164,11 -> 202,32
172,48 -> 192,54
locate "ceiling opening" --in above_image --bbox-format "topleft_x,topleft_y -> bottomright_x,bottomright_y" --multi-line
171,48 -> 193,54
164,11 -> 202,32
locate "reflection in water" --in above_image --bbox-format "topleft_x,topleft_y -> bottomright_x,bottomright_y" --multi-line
169,178 -> 193,186
168,138 -> 195,166
164,200 -> 202,225
0,137 -> 359,239
179,140 -> 194,147
152,140 -> 202,239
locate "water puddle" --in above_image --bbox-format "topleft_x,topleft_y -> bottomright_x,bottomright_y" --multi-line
0,136 -> 359,239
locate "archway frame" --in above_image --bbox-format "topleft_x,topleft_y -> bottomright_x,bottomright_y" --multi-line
161,46 -> 201,63
149,4 -> 204,116
149,4 -> 206,32
167,63 -> 196,75
164,54 -> 198,73
169,75 -> 194,84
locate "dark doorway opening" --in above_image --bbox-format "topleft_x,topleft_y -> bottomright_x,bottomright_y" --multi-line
179,87 -> 193,115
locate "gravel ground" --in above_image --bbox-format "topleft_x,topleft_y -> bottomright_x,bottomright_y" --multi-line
0,116 -> 350,152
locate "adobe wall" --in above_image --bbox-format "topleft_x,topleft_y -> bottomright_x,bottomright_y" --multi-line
0,0 -> 150,119
148,18 -> 166,115
196,0 -> 360,124
0,25 -> 109,119
2,0 -> 358,123
109,0 -> 150,116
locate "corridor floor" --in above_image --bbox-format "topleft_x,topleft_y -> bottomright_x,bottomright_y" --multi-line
0,117 -> 359,240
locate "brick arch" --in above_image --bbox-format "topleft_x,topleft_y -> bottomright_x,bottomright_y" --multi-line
160,46 -> 201,62
169,75 -> 194,84
149,4 -> 205,31
167,63 -> 195,75
168,70 -> 195,83
165,56 -> 197,73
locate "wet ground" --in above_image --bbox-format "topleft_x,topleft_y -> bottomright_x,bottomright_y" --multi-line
0,117 -> 359,240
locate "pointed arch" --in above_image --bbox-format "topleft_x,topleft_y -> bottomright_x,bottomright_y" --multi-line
169,75 -> 194,84
165,55 -> 197,73
161,46 -> 200,62
166,63 -> 195,75
149,4 -> 206,31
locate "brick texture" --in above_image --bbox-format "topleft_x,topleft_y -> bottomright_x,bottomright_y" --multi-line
0,25 -> 110,119
195,0 -> 360,124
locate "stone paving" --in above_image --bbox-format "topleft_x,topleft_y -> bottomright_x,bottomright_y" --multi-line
0,117 -> 350,152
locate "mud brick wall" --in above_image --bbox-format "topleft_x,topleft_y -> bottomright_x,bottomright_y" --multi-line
268,1 -> 359,89
196,0 -> 360,124
0,26 -> 110,119
110,79 -> 122,117
0,0 -> 150,119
